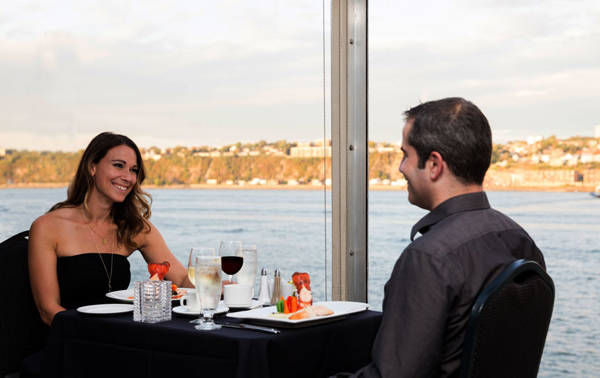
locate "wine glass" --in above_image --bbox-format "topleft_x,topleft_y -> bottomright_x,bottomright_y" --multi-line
218,241 -> 243,283
194,249 -> 222,331
188,247 -> 214,324
187,248 -> 196,286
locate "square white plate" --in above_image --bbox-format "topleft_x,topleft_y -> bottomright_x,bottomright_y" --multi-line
226,301 -> 369,327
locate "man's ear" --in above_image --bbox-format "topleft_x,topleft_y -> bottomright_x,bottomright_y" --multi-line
427,151 -> 444,181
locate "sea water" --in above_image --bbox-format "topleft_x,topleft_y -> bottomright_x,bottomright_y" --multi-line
1,188 -> 599,377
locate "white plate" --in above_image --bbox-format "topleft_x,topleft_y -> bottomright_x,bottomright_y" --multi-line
225,299 -> 262,310
106,289 -> 135,302
226,301 -> 369,326
172,301 -> 229,316
106,288 -> 188,303
77,303 -> 134,315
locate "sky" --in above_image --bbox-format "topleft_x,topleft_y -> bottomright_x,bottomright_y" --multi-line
1,0 -> 599,151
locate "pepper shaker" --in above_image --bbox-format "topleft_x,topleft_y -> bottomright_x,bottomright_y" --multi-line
257,268 -> 271,306
270,269 -> 281,305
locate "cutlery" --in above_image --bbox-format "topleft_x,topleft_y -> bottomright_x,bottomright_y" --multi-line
218,322 -> 280,334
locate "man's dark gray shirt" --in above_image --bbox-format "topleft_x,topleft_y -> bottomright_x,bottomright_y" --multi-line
353,191 -> 545,378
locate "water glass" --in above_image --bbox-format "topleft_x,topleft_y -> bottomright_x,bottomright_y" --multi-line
188,247 -> 216,324
236,245 -> 258,295
194,251 -> 222,331
133,280 -> 172,323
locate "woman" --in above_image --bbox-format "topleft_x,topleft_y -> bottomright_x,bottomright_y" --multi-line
29,132 -> 192,325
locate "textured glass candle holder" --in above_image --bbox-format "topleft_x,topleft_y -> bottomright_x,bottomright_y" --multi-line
133,280 -> 172,323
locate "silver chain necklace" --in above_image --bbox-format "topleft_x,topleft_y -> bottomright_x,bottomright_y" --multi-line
83,211 -> 115,291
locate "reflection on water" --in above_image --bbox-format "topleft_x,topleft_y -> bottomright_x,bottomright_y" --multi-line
1,189 -> 598,377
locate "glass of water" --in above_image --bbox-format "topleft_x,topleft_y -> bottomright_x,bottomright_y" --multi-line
188,247 -> 215,324
236,245 -> 258,295
194,250 -> 222,331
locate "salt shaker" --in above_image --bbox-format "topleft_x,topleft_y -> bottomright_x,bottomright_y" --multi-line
257,268 -> 271,306
270,269 -> 282,305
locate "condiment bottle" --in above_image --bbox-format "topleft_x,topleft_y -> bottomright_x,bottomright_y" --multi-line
270,269 -> 281,305
258,268 -> 271,306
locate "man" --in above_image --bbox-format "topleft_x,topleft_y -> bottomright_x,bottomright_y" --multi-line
350,97 -> 545,377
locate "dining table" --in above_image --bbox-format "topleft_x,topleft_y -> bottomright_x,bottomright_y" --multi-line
41,303 -> 382,378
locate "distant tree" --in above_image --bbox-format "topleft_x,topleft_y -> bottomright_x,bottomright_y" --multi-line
540,136 -> 558,152
491,145 -> 501,164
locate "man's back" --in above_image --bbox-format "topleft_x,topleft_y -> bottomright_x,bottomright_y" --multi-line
356,192 -> 545,378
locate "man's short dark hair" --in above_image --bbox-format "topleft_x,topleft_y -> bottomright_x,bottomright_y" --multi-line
404,97 -> 492,185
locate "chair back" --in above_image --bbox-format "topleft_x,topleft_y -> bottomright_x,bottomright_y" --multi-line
0,231 -> 47,376
459,259 -> 554,378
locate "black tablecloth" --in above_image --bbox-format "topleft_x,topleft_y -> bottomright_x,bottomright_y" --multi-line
42,308 -> 382,378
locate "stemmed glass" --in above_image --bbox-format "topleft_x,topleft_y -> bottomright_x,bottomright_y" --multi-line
187,248 -> 196,286
188,247 -> 213,324
218,241 -> 243,283
194,249 -> 222,331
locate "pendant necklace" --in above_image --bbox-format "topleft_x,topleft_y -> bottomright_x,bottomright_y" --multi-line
83,211 -> 114,291
87,221 -> 109,245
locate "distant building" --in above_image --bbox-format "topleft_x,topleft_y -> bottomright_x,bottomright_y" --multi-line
527,136 -> 543,145
289,145 -> 332,158
595,124 -> 600,138
0,147 -> 5,157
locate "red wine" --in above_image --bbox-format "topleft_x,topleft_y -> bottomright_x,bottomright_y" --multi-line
221,256 -> 243,275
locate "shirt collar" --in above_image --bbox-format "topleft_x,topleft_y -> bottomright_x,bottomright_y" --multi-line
410,191 -> 491,241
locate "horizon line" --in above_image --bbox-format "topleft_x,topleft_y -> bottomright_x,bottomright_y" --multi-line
2,135 -> 599,153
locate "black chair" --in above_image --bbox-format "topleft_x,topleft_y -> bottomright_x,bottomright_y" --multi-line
0,231 -> 47,377
459,259 -> 555,378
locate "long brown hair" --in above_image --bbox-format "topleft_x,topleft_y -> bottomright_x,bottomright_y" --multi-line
50,132 -> 152,250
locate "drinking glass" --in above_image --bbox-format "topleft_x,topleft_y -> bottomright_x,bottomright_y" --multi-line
194,250 -> 222,331
188,247 -> 215,324
187,248 -> 196,285
218,241 -> 243,283
236,245 -> 258,295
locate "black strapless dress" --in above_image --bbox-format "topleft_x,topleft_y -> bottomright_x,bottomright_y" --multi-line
57,253 -> 131,309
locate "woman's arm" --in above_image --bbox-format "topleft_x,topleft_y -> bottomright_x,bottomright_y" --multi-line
28,215 -> 66,326
136,221 -> 194,287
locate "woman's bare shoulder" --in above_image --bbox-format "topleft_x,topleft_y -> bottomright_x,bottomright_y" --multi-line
31,206 -> 81,232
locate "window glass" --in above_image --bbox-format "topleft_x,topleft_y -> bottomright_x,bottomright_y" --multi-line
369,2 -> 599,375
1,1 -> 332,301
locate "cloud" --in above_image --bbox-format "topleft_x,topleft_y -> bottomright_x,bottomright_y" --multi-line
1,0 -> 599,150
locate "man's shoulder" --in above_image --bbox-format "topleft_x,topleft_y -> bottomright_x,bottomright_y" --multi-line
409,206 -> 530,256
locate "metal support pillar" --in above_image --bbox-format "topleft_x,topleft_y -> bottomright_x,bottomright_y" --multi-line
331,0 -> 368,302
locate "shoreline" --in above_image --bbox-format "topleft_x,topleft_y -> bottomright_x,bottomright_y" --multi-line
0,183 -> 596,192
